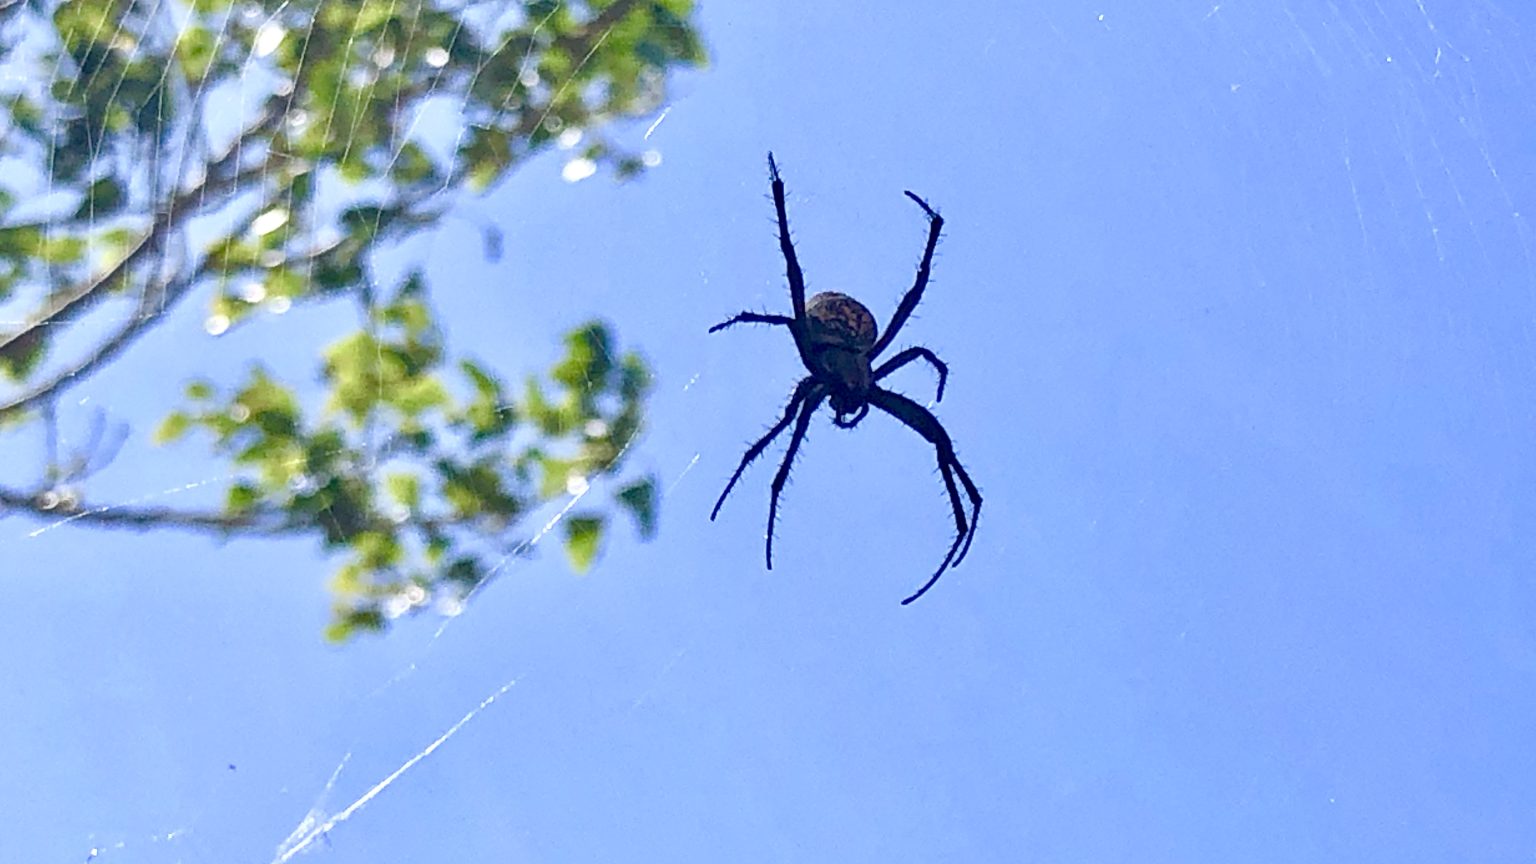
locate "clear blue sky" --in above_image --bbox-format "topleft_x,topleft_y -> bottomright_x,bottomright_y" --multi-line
6,1 -> 1536,861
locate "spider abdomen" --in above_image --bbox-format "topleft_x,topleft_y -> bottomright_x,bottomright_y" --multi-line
806,292 -> 877,353
806,292 -> 876,412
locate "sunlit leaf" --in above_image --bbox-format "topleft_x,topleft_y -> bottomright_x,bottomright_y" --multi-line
226,482 -> 261,513
386,472 -> 421,510
154,411 -> 193,445
563,516 -> 603,573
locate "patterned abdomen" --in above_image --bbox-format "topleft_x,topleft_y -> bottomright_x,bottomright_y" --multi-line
806,292 -> 878,353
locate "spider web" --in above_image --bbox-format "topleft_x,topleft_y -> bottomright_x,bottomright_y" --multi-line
8,0 -> 1536,861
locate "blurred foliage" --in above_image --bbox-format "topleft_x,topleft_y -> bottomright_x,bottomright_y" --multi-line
0,0 -> 703,640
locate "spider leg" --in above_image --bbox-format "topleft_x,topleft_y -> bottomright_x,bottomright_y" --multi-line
947,455 -> 983,566
900,460 -> 968,604
712,377 -> 817,521
709,312 -> 794,333
869,191 -> 944,360
766,388 -> 827,569
872,346 -> 949,402
867,387 -> 983,603
767,152 -> 808,323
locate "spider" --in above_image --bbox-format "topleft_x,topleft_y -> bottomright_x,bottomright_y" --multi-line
709,153 -> 983,604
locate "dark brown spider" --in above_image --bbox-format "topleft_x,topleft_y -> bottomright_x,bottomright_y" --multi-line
709,153 -> 983,604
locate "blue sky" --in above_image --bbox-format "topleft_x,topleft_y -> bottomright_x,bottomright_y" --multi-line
6,1 -> 1536,861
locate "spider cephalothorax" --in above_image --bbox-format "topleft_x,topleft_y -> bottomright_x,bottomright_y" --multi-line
709,153 -> 983,604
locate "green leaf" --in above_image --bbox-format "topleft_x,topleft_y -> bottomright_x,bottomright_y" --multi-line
39,234 -> 86,266
226,482 -> 261,513
0,327 -> 48,381
523,377 -> 564,435
351,531 -> 402,569
325,606 -> 386,643
461,360 -> 498,397
615,476 -> 658,539
444,556 -> 482,587
553,321 -> 615,391
340,204 -> 395,242
154,411 -> 193,444
382,296 -> 432,337
391,142 -> 440,187
394,270 -> 427,300
74,176 -> 126,220
564,516 -> 603,573
460,126 -> 512,191
619,353 -> 652,401
289,170 -> 316,208
386,472 -> 421,510
393,376 -> 450,417
0,223 -> 42,257
10,97 -> 44,139
538,455 -> 577,499
175,25 -> 218,80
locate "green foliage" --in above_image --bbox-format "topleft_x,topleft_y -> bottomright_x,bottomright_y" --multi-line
159,289 -> 657,639
564,516 -> 604,572
0,0 -> 705,641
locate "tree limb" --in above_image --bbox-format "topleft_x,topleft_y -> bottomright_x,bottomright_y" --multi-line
0,484 -> 469,538
0,485 -> 304,536
0,154 -> 282,420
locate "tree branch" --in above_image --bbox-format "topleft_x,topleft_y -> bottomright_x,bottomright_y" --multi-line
0,485 -> 304,536
0,155 -> 285,420
0,99 -> 285,347
0,484 -> 470,538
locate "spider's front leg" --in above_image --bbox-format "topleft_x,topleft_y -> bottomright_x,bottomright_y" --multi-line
869,191 -> 944,360
708,312 -> 794,333
767,152 -> 809,323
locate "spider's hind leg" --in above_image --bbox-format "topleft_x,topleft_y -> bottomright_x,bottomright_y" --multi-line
866,386 -> 983,604
947,457 -> 983,566
899,451 -> 983,603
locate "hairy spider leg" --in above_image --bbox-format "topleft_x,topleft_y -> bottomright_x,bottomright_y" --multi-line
869,191 -> 944,360
767,152 -> 808,323
867,387 -> 983,603
904,461 -> 968,604
708,310 -> 817,373
711,378 -> 819,521
708,312 -> 794,333
872,346 -> 949,403
950,458 -> 983,565
766,389 -> 827,570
